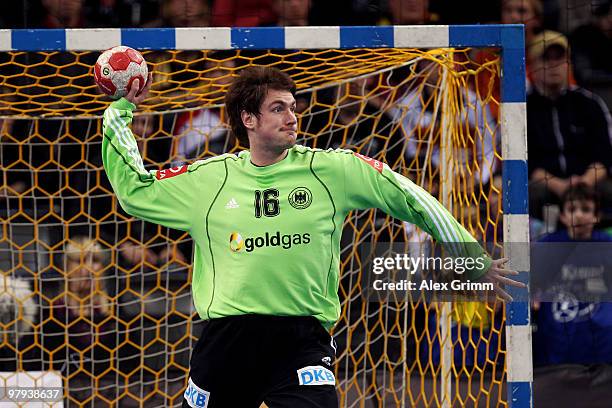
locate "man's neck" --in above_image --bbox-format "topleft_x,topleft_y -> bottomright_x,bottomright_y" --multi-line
250,148 -> 289,167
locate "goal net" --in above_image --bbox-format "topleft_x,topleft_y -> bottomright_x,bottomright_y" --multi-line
0,26 -> 527,407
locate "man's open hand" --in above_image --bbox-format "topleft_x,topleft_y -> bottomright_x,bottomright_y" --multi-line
125,72 -> 152,106
480,258 -> 527,301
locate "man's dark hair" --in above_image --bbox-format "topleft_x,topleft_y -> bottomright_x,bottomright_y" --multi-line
561,184 -> 601,213
224,66 -> 296,147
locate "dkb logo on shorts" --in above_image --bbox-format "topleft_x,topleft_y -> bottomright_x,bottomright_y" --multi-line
184,377 -> 210,408
297,365 -> 336,386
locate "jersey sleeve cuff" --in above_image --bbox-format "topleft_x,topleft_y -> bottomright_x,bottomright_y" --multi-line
466,254 -> 492,281
112,98 -> 137,111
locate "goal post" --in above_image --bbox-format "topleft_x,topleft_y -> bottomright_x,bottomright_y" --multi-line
0,25 -> 531,407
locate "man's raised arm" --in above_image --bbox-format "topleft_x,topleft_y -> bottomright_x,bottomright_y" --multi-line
102,77 -> 200,231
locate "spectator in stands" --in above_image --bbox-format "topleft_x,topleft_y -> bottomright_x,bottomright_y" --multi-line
0,116 -> 25,198
0,275 -> 36,370
473,0 -> 543,121
40,0 -> 87,28
273,0 -> 310,26
532,185 -> 612,406
212,0 -> 276,26
385,0 -> 436,25
41,237 -> 142,403
146,0 -> 211,27
502,0 -> 543,44
527,31 -> 612,220
570,1 -> 612,109
172,56 -> 236,161
317,75 -> 392,157
387,59 -> 497,187
42,237 -> 115,376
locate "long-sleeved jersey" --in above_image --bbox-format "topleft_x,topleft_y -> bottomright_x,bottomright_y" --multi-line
102,98 -> 492,329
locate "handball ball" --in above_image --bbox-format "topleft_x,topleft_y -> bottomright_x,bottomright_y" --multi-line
94,46 -> 148,100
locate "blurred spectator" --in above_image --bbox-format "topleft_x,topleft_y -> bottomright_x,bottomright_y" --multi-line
473,0 -> 543,120
173,57 -> 236,161
212,0 -> 276,26
501,0 -> 543,44
42,237 -> 115,375
532,185 -> 612,406
384,0 -> 436,24
0,275 -> 36,370
557,0 -> 602,33
570,1 -> 612,109
146,0 -> 211,27
40,0 -> 87,28
388,60 -> 497,187
86,0 -> 163,27
273,0 -> 310,26
317,76 -> 392,157
39,237 -> 143,403
0,119 -> 26,198
527,31 -> 612,220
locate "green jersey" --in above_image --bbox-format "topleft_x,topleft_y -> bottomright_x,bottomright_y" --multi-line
102,98 -> 492,329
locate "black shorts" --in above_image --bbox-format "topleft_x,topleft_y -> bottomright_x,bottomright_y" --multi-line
182,314 -> 338,408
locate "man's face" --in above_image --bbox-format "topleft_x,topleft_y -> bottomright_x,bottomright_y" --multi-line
530,45 -> 569,93
247,89 -> 298,150
502,0 -> 539,36
560,199 -> 598,240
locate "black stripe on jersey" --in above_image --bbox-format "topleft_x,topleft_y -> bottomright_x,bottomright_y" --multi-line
308,151 -> 337,298
205,158 -> 230,319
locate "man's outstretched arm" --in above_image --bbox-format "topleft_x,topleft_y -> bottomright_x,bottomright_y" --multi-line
336,151 -> 525,301
102,77 -> 199,231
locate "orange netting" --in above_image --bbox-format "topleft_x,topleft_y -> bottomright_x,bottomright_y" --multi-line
0,47 -> 504,407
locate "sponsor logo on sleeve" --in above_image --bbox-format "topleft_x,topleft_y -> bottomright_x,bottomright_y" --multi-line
297,365 -> 336,386
183,377 -> 210,408
156,165 -> 188,180
353,152 -> 383,174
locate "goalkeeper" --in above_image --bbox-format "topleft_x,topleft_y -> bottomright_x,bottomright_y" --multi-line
102,67 -> 524,408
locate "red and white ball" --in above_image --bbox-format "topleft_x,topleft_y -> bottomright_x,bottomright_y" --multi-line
94,46 -> 148,99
